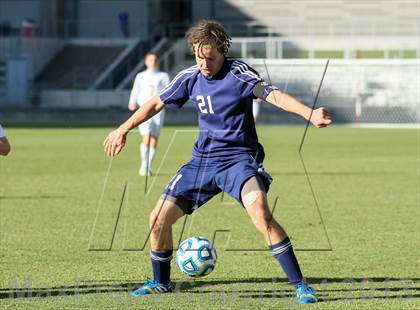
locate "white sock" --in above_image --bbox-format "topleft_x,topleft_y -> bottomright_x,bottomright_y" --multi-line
140,144 -> 149,166
148,147 -> 156,169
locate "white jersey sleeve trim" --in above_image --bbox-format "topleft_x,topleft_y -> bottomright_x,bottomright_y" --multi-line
233,60 -> 260,80
230,61 -> 262,86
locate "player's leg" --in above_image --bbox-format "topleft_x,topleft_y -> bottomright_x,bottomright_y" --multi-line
144,135 -> 158,174
149,135 -> 158,148
149,196 -> 186,282
139,131 -> 151,176
149,195 -> 189,250
242,176 -> 302,281
140,113 -> 162,175
132,195 -> 190,296
242,176 -> 286,244
133,157 -> 217,296
150,108 -> 164,151
139,134 -> 151,176
138,121 -> 151,176
241,176 -> 316,303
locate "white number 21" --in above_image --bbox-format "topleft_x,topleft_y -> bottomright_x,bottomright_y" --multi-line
197,95 -> 214,114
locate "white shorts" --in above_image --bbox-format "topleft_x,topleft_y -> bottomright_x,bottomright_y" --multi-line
138,110 -> 165,137
253,101 -> 260,120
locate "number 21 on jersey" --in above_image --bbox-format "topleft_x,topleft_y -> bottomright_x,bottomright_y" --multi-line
197,95 -> 214,114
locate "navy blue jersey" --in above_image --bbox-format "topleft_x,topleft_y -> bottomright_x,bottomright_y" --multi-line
159,59 -> 277,160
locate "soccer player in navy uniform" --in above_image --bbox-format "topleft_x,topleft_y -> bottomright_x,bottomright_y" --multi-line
104,20 -> 331,304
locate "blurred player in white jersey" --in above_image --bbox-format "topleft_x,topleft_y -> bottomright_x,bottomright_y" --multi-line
0,124 -> 11,156
128,52 -> 170,176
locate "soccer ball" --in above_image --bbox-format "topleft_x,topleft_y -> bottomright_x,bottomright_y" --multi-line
176,236 -> 217,277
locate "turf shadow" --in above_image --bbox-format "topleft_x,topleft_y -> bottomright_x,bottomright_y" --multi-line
240,293 -> 420,302
174,276 -> 420,287
1,277 -> 418,300
268,171 -> 401,176
0,195 -> 71,200
0,282 -> 138,299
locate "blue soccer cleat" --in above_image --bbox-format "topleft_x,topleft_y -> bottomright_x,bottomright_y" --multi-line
296,283 -> 317,304
131,278 -> 172,296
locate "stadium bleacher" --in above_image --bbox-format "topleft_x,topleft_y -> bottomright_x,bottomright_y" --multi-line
0,0 -> 418,125
34,44 -> 125,89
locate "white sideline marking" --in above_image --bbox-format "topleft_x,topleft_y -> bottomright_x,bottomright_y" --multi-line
349,123 -> 420,129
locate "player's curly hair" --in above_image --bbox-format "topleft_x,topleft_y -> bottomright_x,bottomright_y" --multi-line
185,20 -> 232,55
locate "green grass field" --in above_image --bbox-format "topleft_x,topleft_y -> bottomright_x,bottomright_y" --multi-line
1,126 -> 419,309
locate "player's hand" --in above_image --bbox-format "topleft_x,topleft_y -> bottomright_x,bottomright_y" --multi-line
310,107 -> 332,128
103,128 -> 128,156
128,103 -> 138,111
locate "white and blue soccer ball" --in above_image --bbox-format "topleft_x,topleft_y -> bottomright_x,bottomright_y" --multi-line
176,236 -> 217,277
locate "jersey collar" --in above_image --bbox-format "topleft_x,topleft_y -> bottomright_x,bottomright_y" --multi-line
204,57 -> 229,80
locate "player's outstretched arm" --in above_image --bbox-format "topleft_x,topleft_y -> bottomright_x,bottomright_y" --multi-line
103,95 -> 165,156
265,90 -> 332,128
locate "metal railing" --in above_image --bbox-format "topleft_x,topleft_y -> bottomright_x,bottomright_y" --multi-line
116,38 -> 169,90
158,37 -> 420,77
248,59 -> 420,123
89,38 -> 142,90
32,59 -> 420,125
2,19 -> 418,40
165,21 -> 420,38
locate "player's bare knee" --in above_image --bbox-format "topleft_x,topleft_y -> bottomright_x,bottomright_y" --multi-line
142,135 -> 150,145
149,214 -> 169,235
149,207 -> 167,230
150,200 -> 183,230
150,136 -> 158,148
251,208 -> 274,230
149,209 -> 168,227
149,212 -> 160,231
242,191 -> 261,207
149,211 -> 157,230
241,176 -> 267,209
242,190 -> 265,208
245,195 -> 270,221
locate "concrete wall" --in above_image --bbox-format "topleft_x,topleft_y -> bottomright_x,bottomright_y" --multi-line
0,0 -> 151,39
77,0 -> 150,39
0,38 -> 64,76
40,90 -> 130,108
0,0 -> 40,29
191,0 -> 420,36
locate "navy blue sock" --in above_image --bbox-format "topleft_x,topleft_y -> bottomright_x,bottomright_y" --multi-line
269,237 -> 304,288
150,250 -> 173,285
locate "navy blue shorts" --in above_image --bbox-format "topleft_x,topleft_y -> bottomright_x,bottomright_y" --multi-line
162,154 -> 272,214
